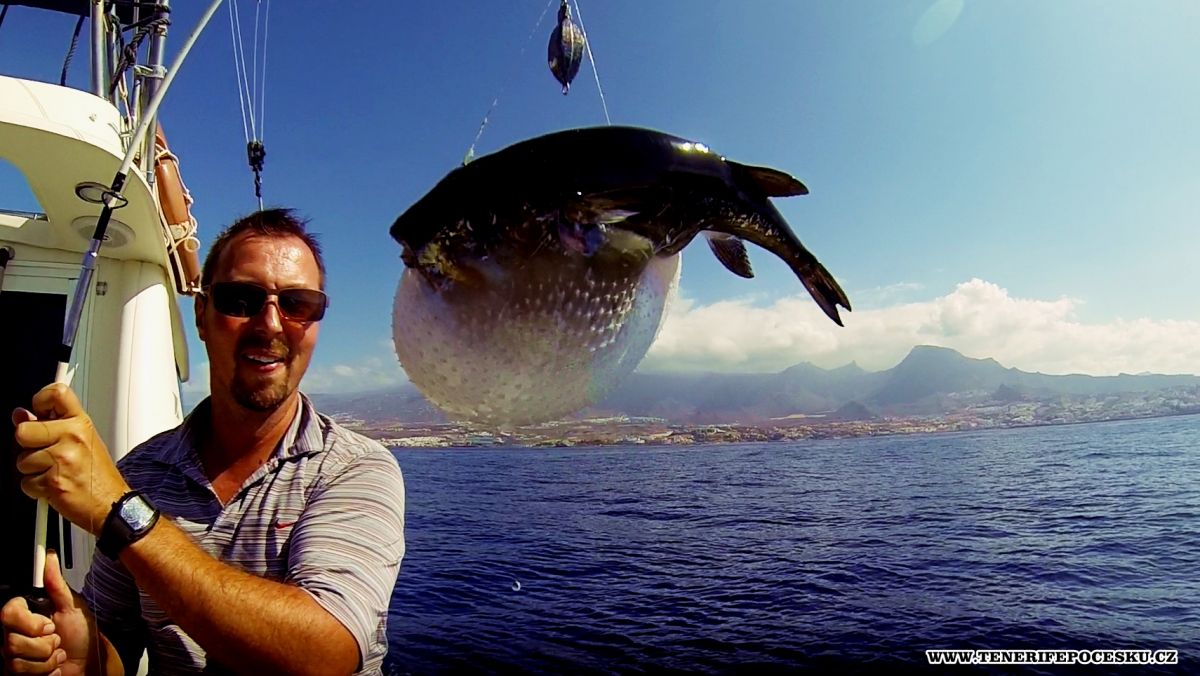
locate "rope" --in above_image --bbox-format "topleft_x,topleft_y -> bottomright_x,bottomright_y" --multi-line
570,0 -> 610,125
464,0 -> 557,164
60,15 -> 84,86
108,15 -> 171,97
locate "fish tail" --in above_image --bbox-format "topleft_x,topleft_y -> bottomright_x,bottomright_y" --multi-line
724,203 -> 851,326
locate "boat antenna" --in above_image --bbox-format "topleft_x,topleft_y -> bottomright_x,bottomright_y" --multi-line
464,0 -> 557,165
228,0 -> 271,208
25,0 -> 228,616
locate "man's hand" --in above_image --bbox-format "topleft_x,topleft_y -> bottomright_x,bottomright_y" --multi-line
12,384 -> 130,534
1,552 -> 94,676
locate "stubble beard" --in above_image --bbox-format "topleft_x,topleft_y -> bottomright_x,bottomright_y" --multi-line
232,368 -> 292,411
231,336 -> 294,412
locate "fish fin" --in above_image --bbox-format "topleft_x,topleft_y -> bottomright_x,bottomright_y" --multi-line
797,261 -> 852,327
586,228 -> 654,273
704,232 -> 754,278
603,229 -> 655,263
565,190 -> 653,226
595,209 -> 639,225
728,161 -> 809,197
708,206 -> 850,325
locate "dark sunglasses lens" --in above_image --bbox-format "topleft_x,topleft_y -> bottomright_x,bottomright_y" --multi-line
278,289 -> 327,321
211,283 -> 266,318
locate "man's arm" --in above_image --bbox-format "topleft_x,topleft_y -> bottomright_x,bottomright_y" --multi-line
116,519 -> 360,675
14,385 -> 404,674
13,384 -> 354,673
114,443 -> 405,675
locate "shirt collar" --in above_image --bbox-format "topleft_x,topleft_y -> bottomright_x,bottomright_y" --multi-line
155,391 -> 325,467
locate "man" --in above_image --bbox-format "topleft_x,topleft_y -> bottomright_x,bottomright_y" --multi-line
2,209 -> 405,674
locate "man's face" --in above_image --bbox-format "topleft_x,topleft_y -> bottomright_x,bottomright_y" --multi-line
196,233 -> 323,412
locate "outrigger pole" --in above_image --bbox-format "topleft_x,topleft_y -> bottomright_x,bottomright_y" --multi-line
28,0 -> 227,612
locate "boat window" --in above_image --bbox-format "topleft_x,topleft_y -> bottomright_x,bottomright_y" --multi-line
0,159 -> 46,218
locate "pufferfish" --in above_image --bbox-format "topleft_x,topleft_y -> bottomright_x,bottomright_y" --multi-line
390,126 -> 850,426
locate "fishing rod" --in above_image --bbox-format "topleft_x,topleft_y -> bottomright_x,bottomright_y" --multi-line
26,0 -> 227,615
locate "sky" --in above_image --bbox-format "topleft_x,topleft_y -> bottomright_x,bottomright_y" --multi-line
2,0 -> 1198,400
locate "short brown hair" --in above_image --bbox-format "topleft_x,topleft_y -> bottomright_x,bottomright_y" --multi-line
201,208 -> 326,289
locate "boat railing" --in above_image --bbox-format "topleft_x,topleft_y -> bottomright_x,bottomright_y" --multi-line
1,1 -> 172,190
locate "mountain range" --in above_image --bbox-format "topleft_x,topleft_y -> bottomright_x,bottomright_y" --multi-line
309,345 -> 1200,425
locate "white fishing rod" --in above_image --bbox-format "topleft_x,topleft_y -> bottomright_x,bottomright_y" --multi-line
28,0 -> 227,613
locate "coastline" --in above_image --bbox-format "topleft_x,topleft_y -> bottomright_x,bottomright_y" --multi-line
344,408 -> 1200,450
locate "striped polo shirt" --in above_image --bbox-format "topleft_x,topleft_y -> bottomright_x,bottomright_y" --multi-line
83,393 -> 406,674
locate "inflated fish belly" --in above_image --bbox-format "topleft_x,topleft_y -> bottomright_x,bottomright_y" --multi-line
393,252 -> 679,425
390,126 -> 850,426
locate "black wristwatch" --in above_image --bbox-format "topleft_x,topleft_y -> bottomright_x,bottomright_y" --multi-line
98,491 -> 160,559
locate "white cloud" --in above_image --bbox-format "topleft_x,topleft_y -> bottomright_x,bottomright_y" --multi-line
643,278 -> 1200,376
302,353 -> 409,394
178,281 -> 1200,403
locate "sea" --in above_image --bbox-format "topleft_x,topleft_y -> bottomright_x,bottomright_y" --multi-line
383,414 -> 1199,674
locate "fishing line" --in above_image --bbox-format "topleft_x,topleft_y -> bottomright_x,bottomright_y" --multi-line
570,0 -> 610,125
464,0 -> 557,164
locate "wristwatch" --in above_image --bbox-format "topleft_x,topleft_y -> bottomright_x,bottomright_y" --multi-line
98,491 -> 160,559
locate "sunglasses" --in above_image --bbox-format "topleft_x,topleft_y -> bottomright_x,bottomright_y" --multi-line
203,281 -> 329,322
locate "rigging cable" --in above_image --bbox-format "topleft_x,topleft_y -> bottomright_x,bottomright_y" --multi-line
60,14 -> 85,86
569,0 -> 610,125
228,0 -> 270,208
464,0 -> 557,164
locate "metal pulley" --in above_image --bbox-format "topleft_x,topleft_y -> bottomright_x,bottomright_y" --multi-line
247,140 -> 266,202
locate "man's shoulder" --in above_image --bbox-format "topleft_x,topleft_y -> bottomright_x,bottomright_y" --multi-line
306,411 -> 404,503
306,403 -> 398,470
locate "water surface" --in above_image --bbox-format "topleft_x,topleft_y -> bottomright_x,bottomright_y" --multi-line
385,415 -> 1199,673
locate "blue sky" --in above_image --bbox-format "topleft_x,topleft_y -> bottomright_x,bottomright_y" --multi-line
2,1 -> 1198,395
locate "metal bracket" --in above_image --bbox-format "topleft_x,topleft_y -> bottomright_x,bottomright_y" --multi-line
133,64 -> 167,81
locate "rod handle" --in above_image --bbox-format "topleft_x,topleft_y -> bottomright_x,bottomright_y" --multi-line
24,588 -> 54,618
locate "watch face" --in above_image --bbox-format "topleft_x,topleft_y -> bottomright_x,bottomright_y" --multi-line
120,496 -> 157,530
